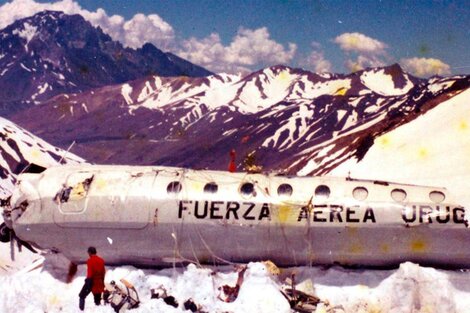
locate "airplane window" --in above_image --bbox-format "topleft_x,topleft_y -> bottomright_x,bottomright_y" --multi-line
429,191 -> 445,203
167,181 -> 182,194
391,189 -> 407,202
315,185 -> 330,198
277,184 -> 293,197
353,187 -> 368,201
204,182 -> 218,193
240,182 -> 255,197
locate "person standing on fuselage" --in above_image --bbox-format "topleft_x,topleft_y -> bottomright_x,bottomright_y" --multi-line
79,246 -> 106,311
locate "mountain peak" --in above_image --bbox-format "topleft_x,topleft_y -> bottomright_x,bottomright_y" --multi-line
0,10 -> 213,114
355,63 -> 422,95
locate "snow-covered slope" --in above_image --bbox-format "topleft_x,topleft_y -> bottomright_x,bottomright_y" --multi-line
0,116 -> 83,197
331,88 -> 470,207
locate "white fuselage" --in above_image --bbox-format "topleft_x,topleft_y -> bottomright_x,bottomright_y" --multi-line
3,164 -> 469,267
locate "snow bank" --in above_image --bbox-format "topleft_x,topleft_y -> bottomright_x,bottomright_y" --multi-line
2,251 -> 470,312
0,255 -> 290,313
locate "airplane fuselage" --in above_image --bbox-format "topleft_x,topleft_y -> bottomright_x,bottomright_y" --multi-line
3,165 -> 469,268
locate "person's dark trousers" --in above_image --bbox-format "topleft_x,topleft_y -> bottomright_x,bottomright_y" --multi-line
93,293 -> 102,305
79,278 -> 93,311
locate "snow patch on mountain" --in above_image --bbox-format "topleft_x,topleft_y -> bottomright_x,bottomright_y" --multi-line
12,22 -> 37,51
360,69 -> 414,96
311,78 -> 353,98
428,79 -> 456,94
199,82 -> 239,111
232,68 -> 296,114
121,84 -> 133,105
262,104 -> 314,150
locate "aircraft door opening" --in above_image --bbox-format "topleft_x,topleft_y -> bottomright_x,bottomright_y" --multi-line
53,170 -> 152,229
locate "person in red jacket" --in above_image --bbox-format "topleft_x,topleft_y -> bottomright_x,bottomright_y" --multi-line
79,246 -> 106,311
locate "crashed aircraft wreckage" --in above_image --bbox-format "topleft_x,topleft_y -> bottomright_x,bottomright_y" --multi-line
1,164 -> 469,268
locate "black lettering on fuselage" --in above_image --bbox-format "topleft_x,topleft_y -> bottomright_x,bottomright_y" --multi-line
313,204 -> 327,222
299,205 -> 374,223
178,200 -> 466,226
402,206 -> 416,223
194,201 -> 208,219
363,208 -> 376,223
178,200 -> 190,218
242,202 -> 256,220
297,207 -> 308,221
453,207 -> 466,224
210,201 -> 223,219
346,206 -> 360,223
226,201 -> 240,219
402,205 -> 466,225
419,205 -> 433,223
436,206 -> 450,223
329,205 -> 343,222
259,203 -> 271,220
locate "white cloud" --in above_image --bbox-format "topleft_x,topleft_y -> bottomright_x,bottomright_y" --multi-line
345,54 -> 388,72
334,32 -> 387,54
0,0 -> 175,50
304,43 -> 332,73
177,27 -> 297,74
400,57 -> 451,77
0,0 -> 296,74
334,32 -> 390,72
120,14 -> 174,50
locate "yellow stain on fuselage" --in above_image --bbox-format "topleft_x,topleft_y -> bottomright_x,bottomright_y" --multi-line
277,205 -> 294,223
95,178 -> 107,191
349,243 -> 364,254
365,304 -> 382,313
380,243 -> 390,253
411,240 -> 427,252
69,182 -> 86,200
190,181 -> 203,191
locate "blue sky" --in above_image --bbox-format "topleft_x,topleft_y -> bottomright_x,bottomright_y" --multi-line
1,0 -> 469,76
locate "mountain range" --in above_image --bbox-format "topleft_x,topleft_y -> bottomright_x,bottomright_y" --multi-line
0,10 -> 470,197
0,10 -> 212,114
7,63 -> 470,176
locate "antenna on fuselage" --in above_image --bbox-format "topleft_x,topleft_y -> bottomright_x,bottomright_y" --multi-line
58,140 -> 76,164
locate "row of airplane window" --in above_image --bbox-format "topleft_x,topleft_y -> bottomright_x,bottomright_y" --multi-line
166,181 -> 446,203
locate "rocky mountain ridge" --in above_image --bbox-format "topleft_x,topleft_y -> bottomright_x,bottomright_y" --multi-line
8,63 -> 470,176
0,10 -> 212,114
